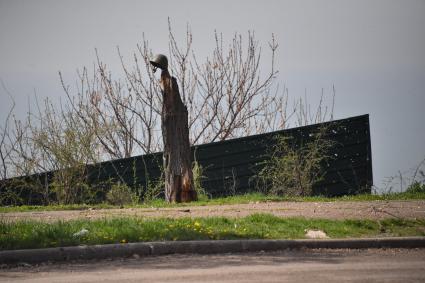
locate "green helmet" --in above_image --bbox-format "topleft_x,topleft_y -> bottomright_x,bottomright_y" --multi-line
149,54 -> 168,70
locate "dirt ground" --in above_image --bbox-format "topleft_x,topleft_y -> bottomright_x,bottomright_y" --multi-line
1,200 -> 425,222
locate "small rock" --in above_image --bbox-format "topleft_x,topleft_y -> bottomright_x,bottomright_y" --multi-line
132,254 -> 140,259
305,229 -> 329,239
73,228 -> 89,237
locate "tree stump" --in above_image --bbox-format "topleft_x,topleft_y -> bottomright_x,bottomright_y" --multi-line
160,69 -> 197,203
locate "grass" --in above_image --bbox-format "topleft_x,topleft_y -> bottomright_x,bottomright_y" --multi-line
0,214 -> 424,250
1,190 -> 425,213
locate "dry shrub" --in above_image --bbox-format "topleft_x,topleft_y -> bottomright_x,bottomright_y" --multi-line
106,183 -> 138,206
257,126 -> 335,196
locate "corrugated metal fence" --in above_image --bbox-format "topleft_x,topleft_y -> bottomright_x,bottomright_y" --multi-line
89,114 -> 373,196
1,114 -> 373,204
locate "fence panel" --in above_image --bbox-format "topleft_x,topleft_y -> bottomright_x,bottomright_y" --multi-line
0,114 -> 373,204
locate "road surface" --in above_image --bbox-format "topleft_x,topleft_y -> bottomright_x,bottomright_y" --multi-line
1,249 -> 424,282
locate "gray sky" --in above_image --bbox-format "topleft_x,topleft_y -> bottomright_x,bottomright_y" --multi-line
1,0 -> 424,192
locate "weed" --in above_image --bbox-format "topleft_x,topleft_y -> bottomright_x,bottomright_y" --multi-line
106,183 -> 138,206
192,159 -> 209,201
406,181 -> 425,194
141,178 -> 164,203
256,126 -> 335,196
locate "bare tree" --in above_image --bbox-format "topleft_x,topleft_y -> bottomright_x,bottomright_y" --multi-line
1,21 -> 337,204
0,81 -> 17,180
52,22 -> 283,166
190,31 -> 278,143
294,86 -> 336,127
0,102 -> 15,180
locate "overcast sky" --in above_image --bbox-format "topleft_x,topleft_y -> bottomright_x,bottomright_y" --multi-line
1,0 -> 424,192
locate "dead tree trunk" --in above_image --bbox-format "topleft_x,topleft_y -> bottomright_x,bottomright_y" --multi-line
160,69 -> 197,203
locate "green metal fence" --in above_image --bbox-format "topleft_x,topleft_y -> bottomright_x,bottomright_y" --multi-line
1,114 -> 373,204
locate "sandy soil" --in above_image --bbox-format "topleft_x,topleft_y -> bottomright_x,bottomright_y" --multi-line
1,200 -> 425,222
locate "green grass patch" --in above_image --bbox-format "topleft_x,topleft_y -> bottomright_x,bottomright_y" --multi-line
1,214 -> 424,250
1,191 -> 425,213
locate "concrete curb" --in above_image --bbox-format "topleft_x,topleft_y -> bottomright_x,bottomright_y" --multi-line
1,237 -> 424,265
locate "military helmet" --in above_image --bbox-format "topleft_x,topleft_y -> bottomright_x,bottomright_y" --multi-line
149,54 -> 168,70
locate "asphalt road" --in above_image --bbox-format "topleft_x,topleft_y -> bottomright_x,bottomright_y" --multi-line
1,249 -> 425,283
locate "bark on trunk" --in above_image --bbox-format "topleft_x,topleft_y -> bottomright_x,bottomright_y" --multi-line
160,69 -> 197,203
